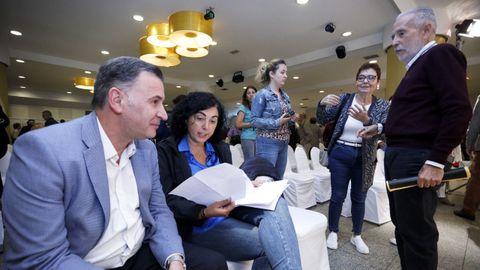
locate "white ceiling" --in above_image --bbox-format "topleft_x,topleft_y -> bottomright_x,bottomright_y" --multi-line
1,0 -> 479,115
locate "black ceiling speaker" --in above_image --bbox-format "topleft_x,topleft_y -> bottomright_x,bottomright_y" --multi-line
325,22 -> 336,33
232,71 -> 244,83
335,45 -> 346,59
216,78 -> 224,87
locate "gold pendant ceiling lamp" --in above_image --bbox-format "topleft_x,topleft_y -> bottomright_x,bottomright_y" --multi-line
146,23 -> 176,48
168,11 -> 213,48
175,46 -> 209,58
139,36 -> 181,67
74,77 -> 95,90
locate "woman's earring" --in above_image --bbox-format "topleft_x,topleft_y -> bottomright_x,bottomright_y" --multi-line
376,85 -> 380,90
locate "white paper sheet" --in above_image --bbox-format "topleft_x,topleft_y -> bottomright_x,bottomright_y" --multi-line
169,163 -> 288,210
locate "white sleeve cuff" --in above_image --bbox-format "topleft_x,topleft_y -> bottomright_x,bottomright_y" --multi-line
425,160 -> 445,169
377,123 -> 383,134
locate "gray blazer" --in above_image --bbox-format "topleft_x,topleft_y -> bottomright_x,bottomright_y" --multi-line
466,96 -> 480,151
2,112 -> 183,269
317,93 -> 390,191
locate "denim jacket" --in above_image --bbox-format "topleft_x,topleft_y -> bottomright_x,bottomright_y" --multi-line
251,85 -> 295,131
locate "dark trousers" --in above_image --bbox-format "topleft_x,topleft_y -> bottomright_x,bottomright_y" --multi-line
385,147 -> 438,270
109,242 -> 227,270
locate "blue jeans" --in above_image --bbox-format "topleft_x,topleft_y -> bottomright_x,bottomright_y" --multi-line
190,198 -> 302,270
328,143 -> 367,235
241,139 -> 256,160
256,137 -> 289,179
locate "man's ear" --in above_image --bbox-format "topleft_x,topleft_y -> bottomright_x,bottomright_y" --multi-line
423,23 -> 434,39
108,87 -> 124,114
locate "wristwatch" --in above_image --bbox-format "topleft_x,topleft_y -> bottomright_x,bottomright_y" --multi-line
165,253 -> 186,270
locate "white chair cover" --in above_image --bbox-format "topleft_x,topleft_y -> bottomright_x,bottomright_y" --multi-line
341,149 -> 391,224
227,207 -> 330,270
229,145 -> 244,168
0,144 -> 13,184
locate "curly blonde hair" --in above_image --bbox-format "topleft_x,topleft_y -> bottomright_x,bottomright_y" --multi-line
254,59 -> 286,86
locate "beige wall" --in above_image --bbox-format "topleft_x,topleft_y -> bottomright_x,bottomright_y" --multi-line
8,104 -> 89,126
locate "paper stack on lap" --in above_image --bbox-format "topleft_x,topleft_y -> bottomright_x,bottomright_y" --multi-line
169,163 -> 288,210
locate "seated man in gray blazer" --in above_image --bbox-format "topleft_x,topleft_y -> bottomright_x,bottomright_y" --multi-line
2,57 -> 185,270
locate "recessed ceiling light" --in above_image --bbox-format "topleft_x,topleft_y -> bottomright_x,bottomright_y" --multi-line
208,74 -> 214,78
10,30 -> 22,36
101,50 -> 110,55
164,104 -> 169,107
67,91 -> 72,94
18,75 -> 26,79
176,85 -> 181,88
16,59 -> 25,63
466,76 -> 470,80
299,102 -> 304,106
210,40 -> 217,46
369,59 -> 378,64
84,70 -> 92,74
258,58 -> 265,62
342,31 -> 352,37
319,90 -> 325,93
20,86 -> 26,89
296,0 -> 309,4
243,86 -> 247,89
133,15 -> 144,22
293,76 -> 300,80
236,102 -> 241,105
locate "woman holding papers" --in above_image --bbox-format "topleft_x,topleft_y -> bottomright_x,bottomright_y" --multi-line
251,59 -> 297,178
157,92 -> 302,270
316,63 -> 390,254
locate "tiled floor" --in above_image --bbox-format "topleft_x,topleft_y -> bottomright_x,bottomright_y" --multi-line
310,188 -> 480,270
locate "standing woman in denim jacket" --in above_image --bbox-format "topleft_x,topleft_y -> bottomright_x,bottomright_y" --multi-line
251,59 -> 296,178
316,63 -> 390,255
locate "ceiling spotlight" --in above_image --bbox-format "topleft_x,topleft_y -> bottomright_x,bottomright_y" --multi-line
325,23 -> 336,33
204,7 -> 215,20
208,74 -> 214,78
133,15 -> 144,22
216,78 -> 224,87
342,31 -> 352,37
319,90 -> 325,93
66,91 -> 72,94
293,76 -> 300,80
258,58 -> 265,62
101,50 -> 110,55
10,30 -> 22,36
296,0 -> 309,4
16,59 -> 25,63
20,86 -> 26,89
18,75 -> 26,79
176,85 -> 182,88
369,59 -> 378,64
84,70 -> 92,74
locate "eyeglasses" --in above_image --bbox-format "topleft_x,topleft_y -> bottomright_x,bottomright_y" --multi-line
357,75 -> 377,82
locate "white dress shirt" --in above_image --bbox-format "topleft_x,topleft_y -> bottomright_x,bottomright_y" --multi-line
84,118 -> 145,268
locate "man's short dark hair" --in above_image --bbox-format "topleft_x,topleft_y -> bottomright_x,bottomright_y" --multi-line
170,92 -> 226,143
91,57 -> 164,108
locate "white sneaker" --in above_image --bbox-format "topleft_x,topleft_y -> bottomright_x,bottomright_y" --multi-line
350,235 -> 369,254
389,237 -> 397,246
326,232 -> 338,250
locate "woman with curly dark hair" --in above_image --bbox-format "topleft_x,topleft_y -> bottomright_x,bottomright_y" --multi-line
156,92 -> 302,270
